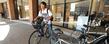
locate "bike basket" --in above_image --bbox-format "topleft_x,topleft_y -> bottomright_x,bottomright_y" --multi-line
32,21 -> 45,30
32,17 -> 44,29
32,22 -> 41,29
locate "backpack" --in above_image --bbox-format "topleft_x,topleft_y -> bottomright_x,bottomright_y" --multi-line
47,9 -> 53,21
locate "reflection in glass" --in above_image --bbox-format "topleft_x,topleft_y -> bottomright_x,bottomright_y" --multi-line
17,0 -> 29,20
51,4 -> 64,26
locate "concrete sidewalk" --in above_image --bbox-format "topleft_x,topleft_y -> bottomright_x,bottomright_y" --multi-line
0,19 -> 34,44
0,19 -> 80,44
9,19 -> 81,38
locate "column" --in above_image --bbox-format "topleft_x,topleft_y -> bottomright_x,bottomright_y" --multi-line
91,0 -> 97,13
0,3 -> 3,17
0,3 -> 3,12
29,0 -> 38,21
88,0 -> 93,15
98,0 -> 104,12
7,0 -> 19,20
66,0 -> 71,21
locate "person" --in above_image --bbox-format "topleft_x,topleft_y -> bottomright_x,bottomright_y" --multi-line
101,15 -> 109,26
34,1 -> 53,37
89,11 -> 96,23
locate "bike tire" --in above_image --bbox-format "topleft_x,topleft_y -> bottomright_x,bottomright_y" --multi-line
49,36 -> 58,44
71,37 -> 80,44
28,31 -> 42,44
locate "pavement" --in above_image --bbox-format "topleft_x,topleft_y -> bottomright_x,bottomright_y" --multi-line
1,17 -> 108,44
0,19 -> 34,44
0,18 -> 80,44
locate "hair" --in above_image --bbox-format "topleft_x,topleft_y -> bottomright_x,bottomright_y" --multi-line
41,1 -> 47,8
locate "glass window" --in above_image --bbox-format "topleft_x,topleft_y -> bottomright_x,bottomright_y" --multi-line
66,0 -> 75,3
39,0 -> 48,4
39,0 -> 90,29
17,0 -> 29,20
45,0 -> 64,26
51,4 -> 64,26
66,0 -> 88,3
66,0 -> 90,29
50,0 -> 64,5
105,0 -> 109,5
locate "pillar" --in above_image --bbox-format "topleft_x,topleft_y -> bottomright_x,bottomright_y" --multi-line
0,3 -> 3,12
66,0 -> 71,21
29,0 -> 38,21
98,0 -> 104,12
7,0 -> 19,20
91,0 -> 97,13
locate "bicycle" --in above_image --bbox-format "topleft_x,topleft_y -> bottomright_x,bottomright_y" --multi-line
79,24 -> 109,44
50,34 -> 80,44
50,24 -> 81,44
28,17 -> 64,44
28,17 -> 51,44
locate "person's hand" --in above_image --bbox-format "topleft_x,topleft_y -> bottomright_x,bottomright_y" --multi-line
34,19 -> 37,21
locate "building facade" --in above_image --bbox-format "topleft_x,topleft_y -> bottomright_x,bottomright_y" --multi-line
0,0 -> 109,29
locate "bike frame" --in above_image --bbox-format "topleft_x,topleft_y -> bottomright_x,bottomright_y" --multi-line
55,38 -> 71,44
87,27 -> 109,44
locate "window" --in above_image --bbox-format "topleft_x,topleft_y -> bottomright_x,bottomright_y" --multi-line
51,4 -> 64,26
50,0 -> 64,5
67,0 -> 90,29
39,0 -> 90,29
105,0 -> 109,5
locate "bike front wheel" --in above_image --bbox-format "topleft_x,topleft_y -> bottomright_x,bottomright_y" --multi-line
28,31 -> 42,44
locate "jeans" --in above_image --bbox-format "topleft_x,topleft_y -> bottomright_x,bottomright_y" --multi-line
48,24 -> 59,44
47,24 -> 53,36
38,22 -> 53,36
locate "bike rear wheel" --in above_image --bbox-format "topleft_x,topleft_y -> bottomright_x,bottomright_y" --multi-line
50,34 -> 80,44
49,36 -> 58,44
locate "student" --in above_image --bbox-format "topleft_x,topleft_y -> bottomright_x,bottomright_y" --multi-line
89,11 -> 96,23
34,1 -> 53,37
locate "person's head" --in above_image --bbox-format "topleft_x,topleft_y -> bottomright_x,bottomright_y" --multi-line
40,1 -> 47,10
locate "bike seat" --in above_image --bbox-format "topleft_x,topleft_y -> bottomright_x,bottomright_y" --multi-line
53,28 -> 63,35
83,24 -> 90,28
83,24 -> 96,28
